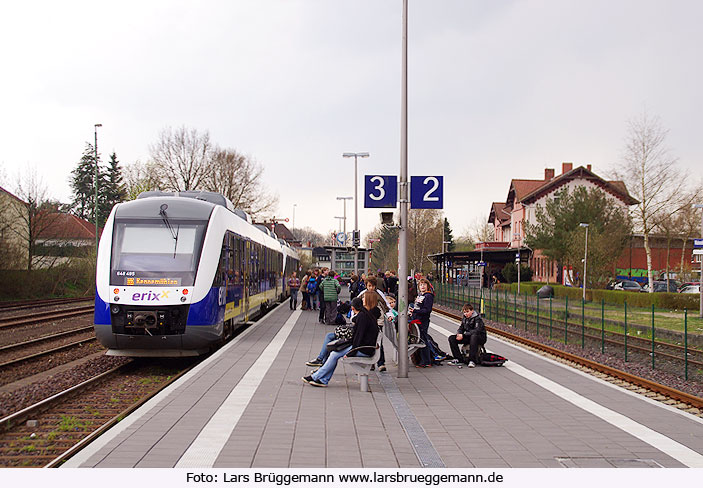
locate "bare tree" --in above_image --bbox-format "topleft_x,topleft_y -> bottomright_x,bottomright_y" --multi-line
123,160 -> 163,200
204,148 -> 278,218
614,111 -> 688,292
407,208 -> 443,274
672,186 -> 703,281
7,167 -> 61,270
292,226 -> 326,247
150,126 -> 213,191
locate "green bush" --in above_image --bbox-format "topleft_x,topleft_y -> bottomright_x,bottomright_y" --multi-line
501,263 -> 533,283
0,261 -> 95,301
495,282 -> 699,310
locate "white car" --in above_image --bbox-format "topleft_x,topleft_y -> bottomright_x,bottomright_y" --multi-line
680,284 -> 701,294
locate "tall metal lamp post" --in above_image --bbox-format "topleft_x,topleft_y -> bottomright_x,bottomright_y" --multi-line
292,204 -> 296,231
579,223 -> 589,302
336,196 -> 352,239
342,152 -> 369,276
694,204 -> 703,318
94,123 -> 102,254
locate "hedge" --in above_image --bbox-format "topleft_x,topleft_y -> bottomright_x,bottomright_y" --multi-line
0,263 -> 94,301
494,282 -> 699,310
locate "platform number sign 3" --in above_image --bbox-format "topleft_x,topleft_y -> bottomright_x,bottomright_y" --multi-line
410,176 -> 443,209
364,175 -> 398,208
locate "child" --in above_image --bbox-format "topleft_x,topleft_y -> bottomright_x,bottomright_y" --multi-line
447,303 -> 486,367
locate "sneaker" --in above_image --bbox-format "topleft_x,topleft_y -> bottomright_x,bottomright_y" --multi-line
302,375 -> 314,384
434,354 -> 447,362
468,361 -> 476,368
448,359 -> 461,366
378,365 -> 387,372
305,358 -> 323,367
308,377 -> 327,387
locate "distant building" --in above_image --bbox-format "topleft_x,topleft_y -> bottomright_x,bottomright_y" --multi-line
0,186 -> 29,269
34,211 -> 100,268
487,163 -> 638,283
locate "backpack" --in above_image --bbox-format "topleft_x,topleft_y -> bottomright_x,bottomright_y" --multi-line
306,276 -> 317,293
479,351 -> 507,367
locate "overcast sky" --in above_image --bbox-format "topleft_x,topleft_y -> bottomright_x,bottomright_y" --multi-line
1,0 -> 701,242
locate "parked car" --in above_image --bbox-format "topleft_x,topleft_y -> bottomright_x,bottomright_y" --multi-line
641,280 -> 680,293
680,284 -> 701,294
678,282 -> 700,292
613,280 -> 643,292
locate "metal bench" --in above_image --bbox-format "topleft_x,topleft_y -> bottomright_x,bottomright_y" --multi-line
383,318 -> 426,358
342,329 -> 382,392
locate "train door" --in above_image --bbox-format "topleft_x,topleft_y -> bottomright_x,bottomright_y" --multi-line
244,239 -> 250,321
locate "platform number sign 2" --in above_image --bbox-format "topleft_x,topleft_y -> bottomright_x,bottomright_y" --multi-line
410,176 -> 443,209
364,175 -> 398,208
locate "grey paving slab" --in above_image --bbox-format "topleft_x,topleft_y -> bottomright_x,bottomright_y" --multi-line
66,300 -> 703,469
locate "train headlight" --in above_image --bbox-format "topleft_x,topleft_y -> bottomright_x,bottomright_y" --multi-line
110,304 -> 120,314
180,296 -> 187,302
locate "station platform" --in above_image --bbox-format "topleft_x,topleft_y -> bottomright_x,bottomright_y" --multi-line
63,300 -> 703,469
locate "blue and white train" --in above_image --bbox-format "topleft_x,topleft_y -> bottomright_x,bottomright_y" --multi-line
94,191 -> 299,357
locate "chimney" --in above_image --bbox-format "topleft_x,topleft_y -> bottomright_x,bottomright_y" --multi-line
586,164 -> 592,172
544,168 -> 555,180
562,162 -> 573,174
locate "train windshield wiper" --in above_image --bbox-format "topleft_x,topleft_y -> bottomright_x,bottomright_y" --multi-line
159,204 -> 180,257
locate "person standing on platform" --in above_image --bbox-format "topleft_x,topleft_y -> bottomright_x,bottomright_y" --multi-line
317,268 -> 328,323
307,269 -> 319,311
288,271 -> 300,310
349,274 -> 364,300
448,303 -> 486,367
300,271 -> 311,310
319,269 -> 341,325
409,278 -> 435,367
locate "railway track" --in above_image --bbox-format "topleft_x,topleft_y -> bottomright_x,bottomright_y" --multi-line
0,326 -> 95,356
0,297 -> 93,313
0,336 -> 98,370
0,306 -> 94,330
433,307 -> 703,413
0,359 -> 194,467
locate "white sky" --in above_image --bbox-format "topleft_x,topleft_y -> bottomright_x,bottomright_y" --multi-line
1,0 -> 701,241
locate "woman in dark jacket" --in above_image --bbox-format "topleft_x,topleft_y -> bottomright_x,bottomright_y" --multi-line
410,278 -> 434,367
303,295 -> 377,387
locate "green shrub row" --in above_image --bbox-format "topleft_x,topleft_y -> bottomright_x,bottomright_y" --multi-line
0,262 -> 95,301
494,282 -> 699,310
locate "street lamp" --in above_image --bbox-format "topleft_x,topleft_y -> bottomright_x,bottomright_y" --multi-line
342,152 -> 369,276
694,204 -> 703,318
334,216 -> 345,234
292,204 -> 296,231
94,123 -> 102,254
579,223 -> 589,302
336,196 -> 352,239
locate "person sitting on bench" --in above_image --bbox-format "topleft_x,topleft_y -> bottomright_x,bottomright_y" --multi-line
448,303 -> 486,367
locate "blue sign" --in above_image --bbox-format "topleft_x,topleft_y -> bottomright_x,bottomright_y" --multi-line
410,176 -> 443,209
364,175 -> 397,208
694,239 -> 703,248
336,232 -> 346,245
478,261 -> 487,267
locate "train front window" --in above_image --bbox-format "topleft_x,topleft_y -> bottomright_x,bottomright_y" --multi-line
110,219 -> 207,286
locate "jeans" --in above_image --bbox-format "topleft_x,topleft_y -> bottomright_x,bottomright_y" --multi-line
311,345 -> 370,385
324,300 -> 337,324
448,334 -> 484,363
316,332 -> 337,363
418,320 -> 432,365
290,289 -> 299,309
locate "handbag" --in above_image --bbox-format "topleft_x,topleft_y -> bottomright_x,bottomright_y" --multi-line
326,338 -> 352,353
334,324 -> 354,340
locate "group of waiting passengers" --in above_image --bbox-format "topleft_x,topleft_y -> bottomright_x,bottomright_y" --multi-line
287,270 -> 486,387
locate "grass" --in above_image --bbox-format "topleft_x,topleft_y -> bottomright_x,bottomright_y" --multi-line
440,286 -> 703,333
57,415 -> 88,432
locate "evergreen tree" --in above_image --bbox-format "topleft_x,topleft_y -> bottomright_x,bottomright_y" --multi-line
70,143 -> 112,228
103,152 -> 127,215
525,186 -> 631,287
443,217 -> 455,252
70,143 -> 98,221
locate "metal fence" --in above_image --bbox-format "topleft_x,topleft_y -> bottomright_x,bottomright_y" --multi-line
434,282 -> 703,382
